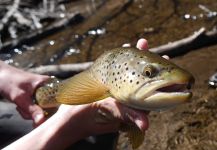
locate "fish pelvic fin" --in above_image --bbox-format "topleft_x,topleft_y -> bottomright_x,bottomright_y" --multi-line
56,71 -> 109,105
121,124 -> 144,149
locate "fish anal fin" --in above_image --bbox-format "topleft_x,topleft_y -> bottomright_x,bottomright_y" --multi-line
121,124 -> 144,149
56,71 -> 109,105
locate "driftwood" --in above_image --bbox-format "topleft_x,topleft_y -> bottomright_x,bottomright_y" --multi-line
28,62 -> 93,77
0,0 -> 20,31
0,12 -> 82,51
28,27 -> 217,77
0,0 -> 84,51
150,27 -> 217,56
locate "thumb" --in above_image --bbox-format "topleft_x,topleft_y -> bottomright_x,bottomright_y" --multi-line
29,104 -> 45,126
15,95 -> 45,125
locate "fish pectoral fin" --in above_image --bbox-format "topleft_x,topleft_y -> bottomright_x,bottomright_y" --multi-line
121,124 -> 144,149
56,71 -> 109,105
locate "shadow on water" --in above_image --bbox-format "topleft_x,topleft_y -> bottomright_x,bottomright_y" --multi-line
0,0 -> 217,150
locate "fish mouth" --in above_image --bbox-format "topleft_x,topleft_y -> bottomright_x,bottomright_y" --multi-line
130,79 -> 193,111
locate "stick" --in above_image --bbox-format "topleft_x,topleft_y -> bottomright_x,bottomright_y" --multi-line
0,0 -> 20,31
149,27 -> 217,56
150,28 -> 206,54
0,12 -> 82,51
28,27 -> 217,77
28,62 -> 93,77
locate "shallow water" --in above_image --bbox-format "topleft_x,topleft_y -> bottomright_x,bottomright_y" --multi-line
0,0 -> 216,150
0,0 -> 216,67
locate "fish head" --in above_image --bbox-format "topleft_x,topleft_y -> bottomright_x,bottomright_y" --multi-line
109,48 -> 194,111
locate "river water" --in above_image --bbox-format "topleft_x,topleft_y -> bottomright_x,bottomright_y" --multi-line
0,0 -> 217,150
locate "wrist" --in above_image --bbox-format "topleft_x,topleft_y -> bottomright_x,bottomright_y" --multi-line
41,106 -> 90,149
4,108 -> 88,150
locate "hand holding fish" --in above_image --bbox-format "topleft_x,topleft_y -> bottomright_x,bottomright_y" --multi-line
3,39 -> 151,150
0,61 -> 49,125
3,38 -> 194,150
35,37 -> 193,149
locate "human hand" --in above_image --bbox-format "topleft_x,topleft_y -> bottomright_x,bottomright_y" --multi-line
0,62 -> 49,125
50,38 -> 151,143
53,38 -> 170,141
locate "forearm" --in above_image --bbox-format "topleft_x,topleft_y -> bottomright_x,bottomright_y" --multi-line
4,109 -> 87,150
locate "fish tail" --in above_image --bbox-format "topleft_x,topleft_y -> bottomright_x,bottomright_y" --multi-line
35,76 -> 61,108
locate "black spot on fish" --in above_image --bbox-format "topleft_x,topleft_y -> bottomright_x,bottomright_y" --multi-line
136,81 -> 139,84
132,72 -> 135,75
117,72 -> 120,75
113,72 -> 115,76
130,80 -> 133,83
118,65 -> 121,68
137,62 -> 140,64
126,67 -> 129,71
124,63 -> 127,66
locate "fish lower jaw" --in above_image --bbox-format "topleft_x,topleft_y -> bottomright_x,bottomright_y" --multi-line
144,91 -> 192,111
127,91 -> 192,111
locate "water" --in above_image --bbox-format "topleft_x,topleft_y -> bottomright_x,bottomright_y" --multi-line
0,1 -> 216,149
0,0 -> 216,68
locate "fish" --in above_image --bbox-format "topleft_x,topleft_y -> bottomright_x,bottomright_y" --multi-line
35,47 -> 194,149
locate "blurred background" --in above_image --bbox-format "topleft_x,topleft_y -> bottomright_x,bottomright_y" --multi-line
0,0 -> 216,150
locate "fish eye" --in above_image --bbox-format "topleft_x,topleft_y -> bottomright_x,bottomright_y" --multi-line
142,65 -> 156,78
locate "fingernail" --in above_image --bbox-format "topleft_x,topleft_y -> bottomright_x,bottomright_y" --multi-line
135,119 -> 148,133
135,119 -> 143,129
34,114 -> 44,124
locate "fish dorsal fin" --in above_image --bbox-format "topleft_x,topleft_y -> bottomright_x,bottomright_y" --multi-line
56,71 -> 109,105
121,124 -> 144,149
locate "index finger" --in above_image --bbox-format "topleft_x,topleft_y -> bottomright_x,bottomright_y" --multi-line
136,38 -> 148,51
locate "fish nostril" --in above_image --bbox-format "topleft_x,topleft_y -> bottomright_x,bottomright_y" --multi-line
187,82 -> 192,90
189,76 -> 195,85
186,81 -> 194,90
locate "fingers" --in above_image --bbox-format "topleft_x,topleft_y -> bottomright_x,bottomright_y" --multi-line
136,38 -> 148,51
136,38 -> 170,59
119,105 -> 149,132
29,104 -> 45,126
31,75 -> 50,93
162,55 -> 170,60
16,106 -> 31,119
15,94 -> 45,126
97,98 -> 149,133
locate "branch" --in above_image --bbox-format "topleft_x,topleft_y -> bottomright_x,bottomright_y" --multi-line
0,0 -> 20,31
0,12 -> 82,51
28,62 -> 93,77
28,27 -> 217,77
149,27 -> 217,56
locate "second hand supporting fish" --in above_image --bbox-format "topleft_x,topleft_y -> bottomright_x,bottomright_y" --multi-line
35,47 -> 194,149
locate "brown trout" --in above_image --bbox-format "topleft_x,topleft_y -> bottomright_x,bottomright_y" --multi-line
35,47 -> 194,149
